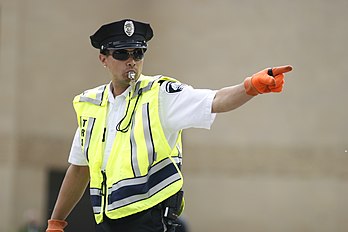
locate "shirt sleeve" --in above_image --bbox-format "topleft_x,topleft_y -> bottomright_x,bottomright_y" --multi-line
68,128 -> 89,166
158,81 -> 217,133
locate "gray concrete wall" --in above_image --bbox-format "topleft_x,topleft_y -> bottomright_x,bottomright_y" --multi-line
1,0 -> 347,231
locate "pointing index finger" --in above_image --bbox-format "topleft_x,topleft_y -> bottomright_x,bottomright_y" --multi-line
270,65 -> 293,76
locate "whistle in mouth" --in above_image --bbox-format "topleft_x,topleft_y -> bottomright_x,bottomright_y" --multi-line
128,71 -> 136,80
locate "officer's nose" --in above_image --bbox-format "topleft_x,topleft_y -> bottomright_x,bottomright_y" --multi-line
126,58 -> 136,67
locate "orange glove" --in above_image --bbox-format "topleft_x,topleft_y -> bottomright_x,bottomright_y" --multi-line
46,219 -> 68,232
244,65 -> 293,96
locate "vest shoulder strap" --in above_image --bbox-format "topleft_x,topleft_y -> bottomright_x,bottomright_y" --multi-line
130,75 -> 178,99
74,84 -> 108,106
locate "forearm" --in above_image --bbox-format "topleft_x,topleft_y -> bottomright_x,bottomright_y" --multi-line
212,83 -> 253,113
50,164 -> 90,220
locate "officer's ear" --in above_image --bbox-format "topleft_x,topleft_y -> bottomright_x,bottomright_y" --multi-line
99,53 -> 107,65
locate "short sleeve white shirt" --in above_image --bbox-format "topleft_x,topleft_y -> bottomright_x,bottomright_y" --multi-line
68,79 -> 217,167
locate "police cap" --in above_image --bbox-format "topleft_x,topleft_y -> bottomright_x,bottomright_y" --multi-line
90,19 -> 153,50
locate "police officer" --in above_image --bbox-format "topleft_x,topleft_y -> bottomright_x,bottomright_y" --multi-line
46,19 -> 292,232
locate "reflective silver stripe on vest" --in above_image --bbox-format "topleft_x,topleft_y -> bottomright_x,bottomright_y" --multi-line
90,188 -> 102,214
79,85 -> 106,105
107,157 -> 181,211
131,81 -> 142,99
141,81 -> 155,93
83,117 -> 96,161
79,96 -> 102,105
90,188 -> 101,195
108,173 -> 181,211
131,81 -> 156,99
93,207 -> 101,214
142,103 -> 156,166
130,114 -> 141,177
108,157 -> 172,194
176,144 -> 182,157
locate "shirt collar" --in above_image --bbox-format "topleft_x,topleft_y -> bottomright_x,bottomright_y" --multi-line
107,82 -> 131,103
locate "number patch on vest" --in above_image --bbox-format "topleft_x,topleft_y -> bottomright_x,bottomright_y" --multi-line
80,116 -> 96,161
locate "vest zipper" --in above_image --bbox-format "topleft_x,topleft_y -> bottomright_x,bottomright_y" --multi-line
101,170 -> 107,215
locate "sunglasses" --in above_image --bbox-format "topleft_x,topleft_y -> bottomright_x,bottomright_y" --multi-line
109,48 -> 146,61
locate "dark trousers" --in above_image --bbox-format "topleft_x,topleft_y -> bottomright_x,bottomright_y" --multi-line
95,207 -> 165,232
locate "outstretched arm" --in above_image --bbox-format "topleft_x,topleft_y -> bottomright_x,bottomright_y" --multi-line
212,65 -> 293,113
212,83 -> 253,113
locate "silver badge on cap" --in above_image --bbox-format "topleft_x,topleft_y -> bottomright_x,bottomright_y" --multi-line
124,21 -> 135,37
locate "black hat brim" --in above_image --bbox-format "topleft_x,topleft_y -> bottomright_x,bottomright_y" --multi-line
101,39 -> 147,50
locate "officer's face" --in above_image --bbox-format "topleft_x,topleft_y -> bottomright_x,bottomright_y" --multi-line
99,48 -> 144,87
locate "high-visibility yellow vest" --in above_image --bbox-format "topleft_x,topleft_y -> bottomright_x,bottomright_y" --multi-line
73,75 -> 184,223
